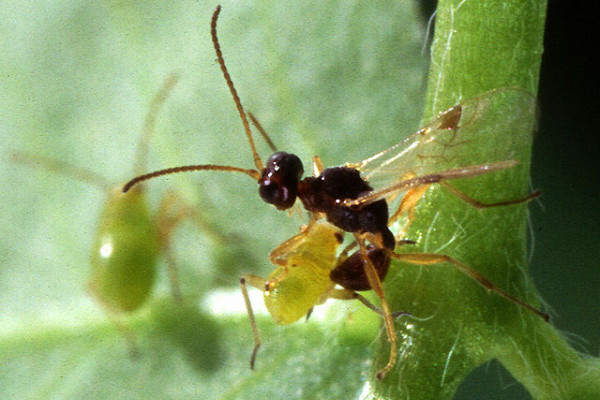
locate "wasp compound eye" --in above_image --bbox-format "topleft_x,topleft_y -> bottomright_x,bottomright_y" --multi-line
259,152 -> 303,210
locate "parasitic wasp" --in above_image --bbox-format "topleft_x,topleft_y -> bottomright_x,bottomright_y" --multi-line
123,6 -> 548,379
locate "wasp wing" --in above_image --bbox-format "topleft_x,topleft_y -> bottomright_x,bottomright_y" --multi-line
346,88 -> 536,206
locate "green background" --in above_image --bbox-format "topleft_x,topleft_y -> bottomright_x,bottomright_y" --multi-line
1,1 -> 597,399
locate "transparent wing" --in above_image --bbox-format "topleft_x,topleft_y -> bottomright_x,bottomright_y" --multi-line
345,88 -> 536,203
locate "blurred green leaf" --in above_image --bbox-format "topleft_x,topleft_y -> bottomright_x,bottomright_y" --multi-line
1,1 -> 426,399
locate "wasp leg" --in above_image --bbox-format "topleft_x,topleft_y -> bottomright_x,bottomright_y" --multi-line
240,274 -> 267,370
353,234 -> 397,380
330,288 -> 411,319
390,252 -> 549,322
440,181 -> 540,208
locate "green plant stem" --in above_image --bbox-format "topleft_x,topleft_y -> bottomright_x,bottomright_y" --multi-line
425,1 -> 600,399
423,0 -> 547,117
499,319 -> 600,399
365,0 -> 600,399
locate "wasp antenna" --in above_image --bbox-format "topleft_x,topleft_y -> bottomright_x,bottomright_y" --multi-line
248,111 -> 277,153
211,6 -> 264,171
248,112 -> 278,152
135,73 -> 180,175
122,164 -> 260,193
